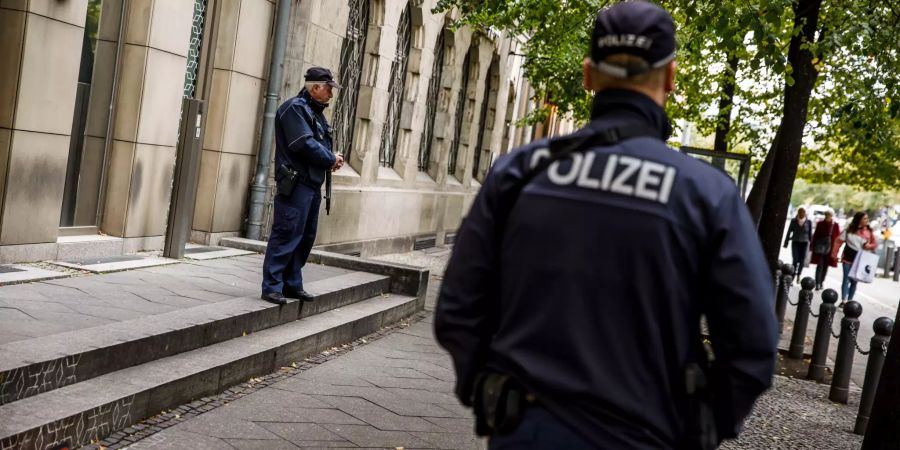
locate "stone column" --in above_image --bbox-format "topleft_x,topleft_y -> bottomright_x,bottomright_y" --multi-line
100,0 -> 194,252
192,0 -> 273,245
0,1 -> 89,262
73,0 -> 123,226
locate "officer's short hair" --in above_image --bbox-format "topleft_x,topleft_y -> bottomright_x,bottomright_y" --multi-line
591,54 -> 668,89
305,81 -> 329,91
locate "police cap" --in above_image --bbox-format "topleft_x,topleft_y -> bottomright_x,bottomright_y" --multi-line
590,1 -> 676,79
304,66 -> 342,88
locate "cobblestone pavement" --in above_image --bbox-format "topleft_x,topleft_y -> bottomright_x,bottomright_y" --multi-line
721,376 -> 863,449
94,248 -> 864,449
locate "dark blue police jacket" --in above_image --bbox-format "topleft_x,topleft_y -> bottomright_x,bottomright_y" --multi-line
274,89 -> 337,189
435,89 -> 778,448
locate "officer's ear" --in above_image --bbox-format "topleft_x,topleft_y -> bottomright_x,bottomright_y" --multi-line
583,58 -> 595,91
664,61 -> 677,95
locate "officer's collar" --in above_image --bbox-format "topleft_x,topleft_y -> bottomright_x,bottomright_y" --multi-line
300,89 -> 329,112
589,89 -> 672,140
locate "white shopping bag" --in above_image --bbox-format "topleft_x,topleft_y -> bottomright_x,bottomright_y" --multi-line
849,250 -> 878,283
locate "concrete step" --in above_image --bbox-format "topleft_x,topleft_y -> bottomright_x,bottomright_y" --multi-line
219,236 -> 266,253
220,240 -> 430,306
0,271 -> 390,406
0,293 -> 420,450
55,235 -> 125,261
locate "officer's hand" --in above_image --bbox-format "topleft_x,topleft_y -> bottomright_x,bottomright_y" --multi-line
333,154 -> 345,171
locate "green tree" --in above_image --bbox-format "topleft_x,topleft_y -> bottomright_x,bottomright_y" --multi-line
435,0 -> 900,270
791,180 -> 900,214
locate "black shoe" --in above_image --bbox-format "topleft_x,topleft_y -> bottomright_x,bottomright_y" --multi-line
284,287 -> 315,302
261,292 -> 287,305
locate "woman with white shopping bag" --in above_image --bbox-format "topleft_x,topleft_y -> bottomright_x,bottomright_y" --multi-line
831,212 -> 878,306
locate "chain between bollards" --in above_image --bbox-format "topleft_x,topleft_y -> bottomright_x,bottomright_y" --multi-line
855,330 -> 869,355
854,334 -> 890,357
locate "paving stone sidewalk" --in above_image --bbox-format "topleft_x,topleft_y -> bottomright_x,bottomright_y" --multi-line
101,248 -> 864,449
112,272 -> 485,450
0,255 -> 351,345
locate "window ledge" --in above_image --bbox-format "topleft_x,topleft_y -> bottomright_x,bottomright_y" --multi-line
377,166 -> 403,182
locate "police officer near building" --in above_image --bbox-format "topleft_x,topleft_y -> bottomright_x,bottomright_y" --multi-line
261,67 -> 344,305
434,2 -> 778,448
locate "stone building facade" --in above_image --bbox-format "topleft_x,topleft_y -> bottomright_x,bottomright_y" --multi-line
0,0 -> 542,263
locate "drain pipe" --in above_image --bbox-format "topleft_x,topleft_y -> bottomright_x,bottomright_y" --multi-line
246,0 -> 292,241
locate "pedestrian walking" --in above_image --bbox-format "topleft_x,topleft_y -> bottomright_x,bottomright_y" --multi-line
261,67 -> 344,305
784,207 -> 813,283
811,211 -> 840,290
832,211 -> 878,306
434,3 -> 778,449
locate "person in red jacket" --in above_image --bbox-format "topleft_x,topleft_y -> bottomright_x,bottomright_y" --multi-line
832,212 -> 878,306
810,211 -> 840,290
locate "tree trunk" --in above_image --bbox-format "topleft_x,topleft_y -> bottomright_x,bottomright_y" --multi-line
755,0 -> 824,271
713,54 -> 739,155
746,129 -> 780,225
863,306 -> 900,449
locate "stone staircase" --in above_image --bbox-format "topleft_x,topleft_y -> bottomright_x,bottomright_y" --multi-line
0,250 -> 427,450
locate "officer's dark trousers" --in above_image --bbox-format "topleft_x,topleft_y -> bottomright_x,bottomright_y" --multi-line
261,183 -> 320,295
489,407 -> 595,449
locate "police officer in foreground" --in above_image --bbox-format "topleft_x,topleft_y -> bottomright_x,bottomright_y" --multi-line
434,2 -> 778,448
261,67 -> 344,305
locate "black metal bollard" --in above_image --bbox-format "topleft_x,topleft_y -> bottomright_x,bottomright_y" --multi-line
809,289 -> 839,381
855,317 -> 894,435
789,277 -> 816,359
830,301 -> 863,403
884,246 -> 895,278
775,263 -> 794,334
894,251 -> 900,282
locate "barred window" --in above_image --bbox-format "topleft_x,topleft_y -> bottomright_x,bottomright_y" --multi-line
473,59 -> 500,180
378,4 -> 412,168
419,30 -> 446,172
332,0 -> 370,161
448,51 -> 472,175
472,62 -> 493,178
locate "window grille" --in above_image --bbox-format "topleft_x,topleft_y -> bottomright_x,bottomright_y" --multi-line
332,0 -> 371,161
448,51 -> 472,175
378,5 -> 412,167
418,31 -> 445,172
472,63 -> 493,178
